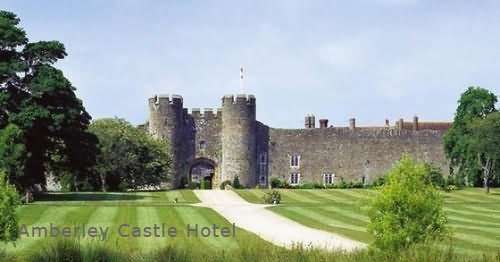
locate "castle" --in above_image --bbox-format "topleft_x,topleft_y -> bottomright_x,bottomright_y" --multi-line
146,94 -> 451,188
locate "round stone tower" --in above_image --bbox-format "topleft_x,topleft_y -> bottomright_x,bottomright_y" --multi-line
148,94 -> 184,186
221,94 -> 257,187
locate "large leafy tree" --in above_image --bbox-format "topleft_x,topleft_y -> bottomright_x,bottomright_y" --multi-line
469,112 -> 500,193
89,118 -> 170,191
444,87 -> 497,186
0,10 -> 97,190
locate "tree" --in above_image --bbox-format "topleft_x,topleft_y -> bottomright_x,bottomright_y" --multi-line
0,171 -> 19,244
469,112 -> 500,193
368,155 -> 448,251
89,118 -> 171,191
0,124 -> 26,181
233,176 -> 242,189
424,163 -> 445,188
444,87 -> 497,186
0,10 -> 97,190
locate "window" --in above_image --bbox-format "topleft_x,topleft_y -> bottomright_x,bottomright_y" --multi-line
290,173 -> 300,185
260,152 -> 267,164
290,154 -> 300,168
323,173 -> 335,185
259,165 -> 267,176
199,140 -> 206,150
258,152 -> 268,185
259,176 -> 266,185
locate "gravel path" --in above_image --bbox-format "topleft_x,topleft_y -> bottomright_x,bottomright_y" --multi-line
193,190 -> 366,251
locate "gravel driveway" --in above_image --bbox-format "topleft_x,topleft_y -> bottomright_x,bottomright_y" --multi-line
193,190 -> 366,252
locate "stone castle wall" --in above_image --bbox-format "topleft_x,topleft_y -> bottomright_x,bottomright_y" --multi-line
147,94 -> 450,188
267,127 -> 448,184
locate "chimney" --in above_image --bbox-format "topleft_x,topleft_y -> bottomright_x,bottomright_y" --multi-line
413,116 -> 419,131
319,119 -> 329,128
349,118 -> 356,130
304,114 -> 316,129
397,118 -> 404,130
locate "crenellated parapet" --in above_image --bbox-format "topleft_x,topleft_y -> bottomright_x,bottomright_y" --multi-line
148,94 -> 183,111
222,94 -> 256,106
189,108 -> 222,120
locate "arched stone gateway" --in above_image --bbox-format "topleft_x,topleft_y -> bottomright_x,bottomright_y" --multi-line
189,158 -> 217,189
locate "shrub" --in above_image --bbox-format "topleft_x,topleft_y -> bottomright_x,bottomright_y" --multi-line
117,181 -> 129,192
337,178 -> 348,189
232,176 -> 242,189
59,173 -> 74,192
179,176 -> 188,189
262,190 -> 281,204
371,176 -> 386,187
444,185 -> 457,193
187,182 -> 200,189
220,180 -> 232,190
298,182 -> 314,189
0,171 -> 20,244
368,155 -> 448,252
425,163 -> 446,188
270,177 -> 283,188
200,179 -> 207,190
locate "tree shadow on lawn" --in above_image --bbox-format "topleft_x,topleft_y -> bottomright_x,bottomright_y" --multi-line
35,192 -> 157,202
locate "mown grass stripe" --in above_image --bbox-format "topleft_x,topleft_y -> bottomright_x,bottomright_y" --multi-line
322,189 -> 363,202
83,206 -> 119,247
300,190 -> 337,203
271,206 -> 371,243
179,190 -> 200,203
135,207 -> 165,251
247,190 -> 266,203
174,206 -> 238,250
156,207 -> 190,248
454,190 -> 500,202
111,206 -> 139,252
459,204 -> 500,214
450,226 -> 500,243
445,210 -> 500,225
334,189 -> 375,200
165,191 -> 183,203
279,190 -> 319,203
444,206 -> 500,219
9,206 -> 80,252
319,206 -> 370,223
452,232 -> 500,247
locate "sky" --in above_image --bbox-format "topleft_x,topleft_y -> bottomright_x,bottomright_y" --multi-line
2,0 -> 500,128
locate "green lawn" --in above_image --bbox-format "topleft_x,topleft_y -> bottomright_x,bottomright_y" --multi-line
0,190 -> 270,257
236,188 -> 500,255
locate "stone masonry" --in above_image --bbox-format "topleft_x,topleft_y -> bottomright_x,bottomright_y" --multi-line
147,94 -> 451,188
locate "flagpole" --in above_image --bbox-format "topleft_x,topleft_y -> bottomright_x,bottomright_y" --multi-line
240,66 -> 244,94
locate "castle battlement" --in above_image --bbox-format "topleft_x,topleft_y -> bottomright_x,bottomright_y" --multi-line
222,94 -> 256,106
148,94 -> 183,107
189,108 -> 222,119
271,126 -> 446,140
147,93 -> 450,189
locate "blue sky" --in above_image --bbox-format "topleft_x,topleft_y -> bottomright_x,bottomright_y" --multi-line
3,0 -> 500,128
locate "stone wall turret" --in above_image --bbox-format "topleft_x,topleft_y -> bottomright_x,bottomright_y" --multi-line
221,94 -> 257,187
148,94 -> 184,186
